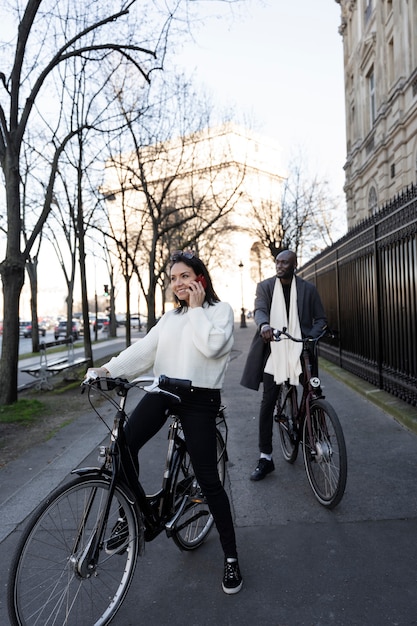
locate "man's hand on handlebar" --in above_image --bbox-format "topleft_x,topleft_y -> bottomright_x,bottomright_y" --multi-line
260,324 -> 274,343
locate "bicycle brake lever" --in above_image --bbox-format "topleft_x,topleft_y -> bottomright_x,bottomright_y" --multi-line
142,379 -> 181,403
143,379 -> 159,393
272,329 -> 282,341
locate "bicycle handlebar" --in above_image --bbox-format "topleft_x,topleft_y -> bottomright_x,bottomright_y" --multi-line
272,326 -> 332,343
82,374 -> 192,402
158,375 -> 192,392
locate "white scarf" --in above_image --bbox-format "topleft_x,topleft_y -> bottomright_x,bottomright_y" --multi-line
264,278 -> 302,385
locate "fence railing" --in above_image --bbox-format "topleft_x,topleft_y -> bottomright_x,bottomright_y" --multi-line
299,185 -> 417,406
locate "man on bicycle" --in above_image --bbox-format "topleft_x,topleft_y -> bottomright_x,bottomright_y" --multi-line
240,249 -> 327,481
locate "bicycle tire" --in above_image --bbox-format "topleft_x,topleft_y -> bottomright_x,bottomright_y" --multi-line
8,475 -> 140,626
302,398 -> 347,509
171,430 -> 226,550
277,384 -> 299,463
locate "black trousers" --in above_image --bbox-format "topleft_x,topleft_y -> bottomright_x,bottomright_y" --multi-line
258,372 -> 280,455
124,388 -> 238,559
258,350 -> 318,455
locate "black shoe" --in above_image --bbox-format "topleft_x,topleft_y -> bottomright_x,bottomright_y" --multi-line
105,517 -> 129,555
250,458 -> 275,481
222,558 -> 243,594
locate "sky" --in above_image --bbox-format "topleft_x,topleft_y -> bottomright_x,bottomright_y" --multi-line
174,0 -> 347,198
1,0 -> 348,317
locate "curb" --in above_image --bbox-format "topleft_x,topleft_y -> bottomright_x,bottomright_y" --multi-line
320,357 -> 417,435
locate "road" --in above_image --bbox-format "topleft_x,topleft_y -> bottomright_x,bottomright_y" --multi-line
1,322 -> 417,625
15,327 -> 133,389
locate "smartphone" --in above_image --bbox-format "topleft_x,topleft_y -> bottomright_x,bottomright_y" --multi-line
196,274 -> 207,289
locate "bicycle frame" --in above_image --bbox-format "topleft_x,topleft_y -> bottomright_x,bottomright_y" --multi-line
275,330 -> 326,447
73,379 -> 228,547
275,326 -> 347,509
7,375 -> 230,626
73,393 -> 182,546
298,343 -> 325,451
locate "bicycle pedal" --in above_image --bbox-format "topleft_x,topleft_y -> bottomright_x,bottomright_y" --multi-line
189,495 -> 206,504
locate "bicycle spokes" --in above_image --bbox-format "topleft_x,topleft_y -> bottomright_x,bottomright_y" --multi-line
303,400 -> 347,509
8,477 -> 139,626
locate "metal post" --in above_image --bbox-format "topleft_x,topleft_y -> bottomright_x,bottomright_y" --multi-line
239,261 -> 247,328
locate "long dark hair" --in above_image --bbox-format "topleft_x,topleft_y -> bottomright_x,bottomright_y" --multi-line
169,251 -> 220,311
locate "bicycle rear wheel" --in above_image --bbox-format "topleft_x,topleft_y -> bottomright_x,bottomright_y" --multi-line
8,475 -> 140,626
276,384 -> 299,463
171,430 -> 226,550
302,399 -> 347,509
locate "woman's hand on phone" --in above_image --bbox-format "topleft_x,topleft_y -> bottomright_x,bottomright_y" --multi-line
189,276 -> 206,308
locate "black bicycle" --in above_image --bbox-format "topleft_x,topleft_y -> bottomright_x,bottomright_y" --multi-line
273,327 -> 347,509
8,375 -> 228,626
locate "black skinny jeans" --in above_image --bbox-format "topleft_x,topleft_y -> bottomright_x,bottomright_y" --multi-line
124,388 -> 238,559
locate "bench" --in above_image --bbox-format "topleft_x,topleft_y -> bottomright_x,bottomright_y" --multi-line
21,337 -> 89,390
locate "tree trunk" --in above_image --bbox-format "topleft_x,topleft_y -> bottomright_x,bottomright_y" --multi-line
26,258 -> 40,353
0,260 -> 25,404
0,148 -> 26,404
76,150 -> 93,367
125,280 -> 131,347
109,284 -> 117,338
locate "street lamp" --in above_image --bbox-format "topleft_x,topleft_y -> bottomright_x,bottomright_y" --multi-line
238,261 -> 247,328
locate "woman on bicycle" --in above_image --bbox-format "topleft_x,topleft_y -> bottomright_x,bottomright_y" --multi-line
86,250 -> 242,595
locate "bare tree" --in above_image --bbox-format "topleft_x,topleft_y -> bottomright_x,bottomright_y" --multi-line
97,175 -> 145,347
249,153 -> 344,265
0,0 -> 250,403
100,76 -> 247,330
247,196 -> 284,260
0,0 -> 164,404
281,158 -> 343,264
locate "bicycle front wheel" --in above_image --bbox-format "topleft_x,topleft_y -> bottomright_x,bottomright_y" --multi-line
276,384 -> 299,463
302,399 -> 347,509
8,475 -> 140,626
171,430 -> 226,550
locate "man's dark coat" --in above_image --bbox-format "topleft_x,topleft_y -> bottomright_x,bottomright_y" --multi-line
240,275 -> 327,391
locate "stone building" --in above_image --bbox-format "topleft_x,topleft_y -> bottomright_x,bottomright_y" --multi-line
335,0 -> 417,227
102,124 -> 285,318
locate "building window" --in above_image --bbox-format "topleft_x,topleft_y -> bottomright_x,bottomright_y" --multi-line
368,68 -> 376,126
390,163 -> 395,178
368,186 -> 378,215
388,38 -> 394,88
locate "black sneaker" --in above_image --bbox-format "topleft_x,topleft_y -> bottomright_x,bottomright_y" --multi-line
250,457 -> 275,481
105,517 -> 129,555
222,558 -> 243,594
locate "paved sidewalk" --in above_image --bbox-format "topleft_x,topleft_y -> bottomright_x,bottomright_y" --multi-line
1,320 -> 417,625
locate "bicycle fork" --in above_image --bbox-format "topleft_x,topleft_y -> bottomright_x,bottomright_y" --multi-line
68,473 -> 121,578
303,388 -> 333,464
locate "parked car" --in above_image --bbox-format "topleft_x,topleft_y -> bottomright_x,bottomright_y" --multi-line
54,320 -> 81,340
25,323 -> 46,338
19,321 -> 46,338
92,316 -> 109,332
19,321 -> 31,336
129,314 -> 147,330
115,314 -> 126,326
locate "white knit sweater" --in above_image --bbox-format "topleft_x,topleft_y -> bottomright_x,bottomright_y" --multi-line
103,302 -> 234,389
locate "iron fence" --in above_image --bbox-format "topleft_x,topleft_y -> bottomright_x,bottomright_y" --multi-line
299,186 -> 417,406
